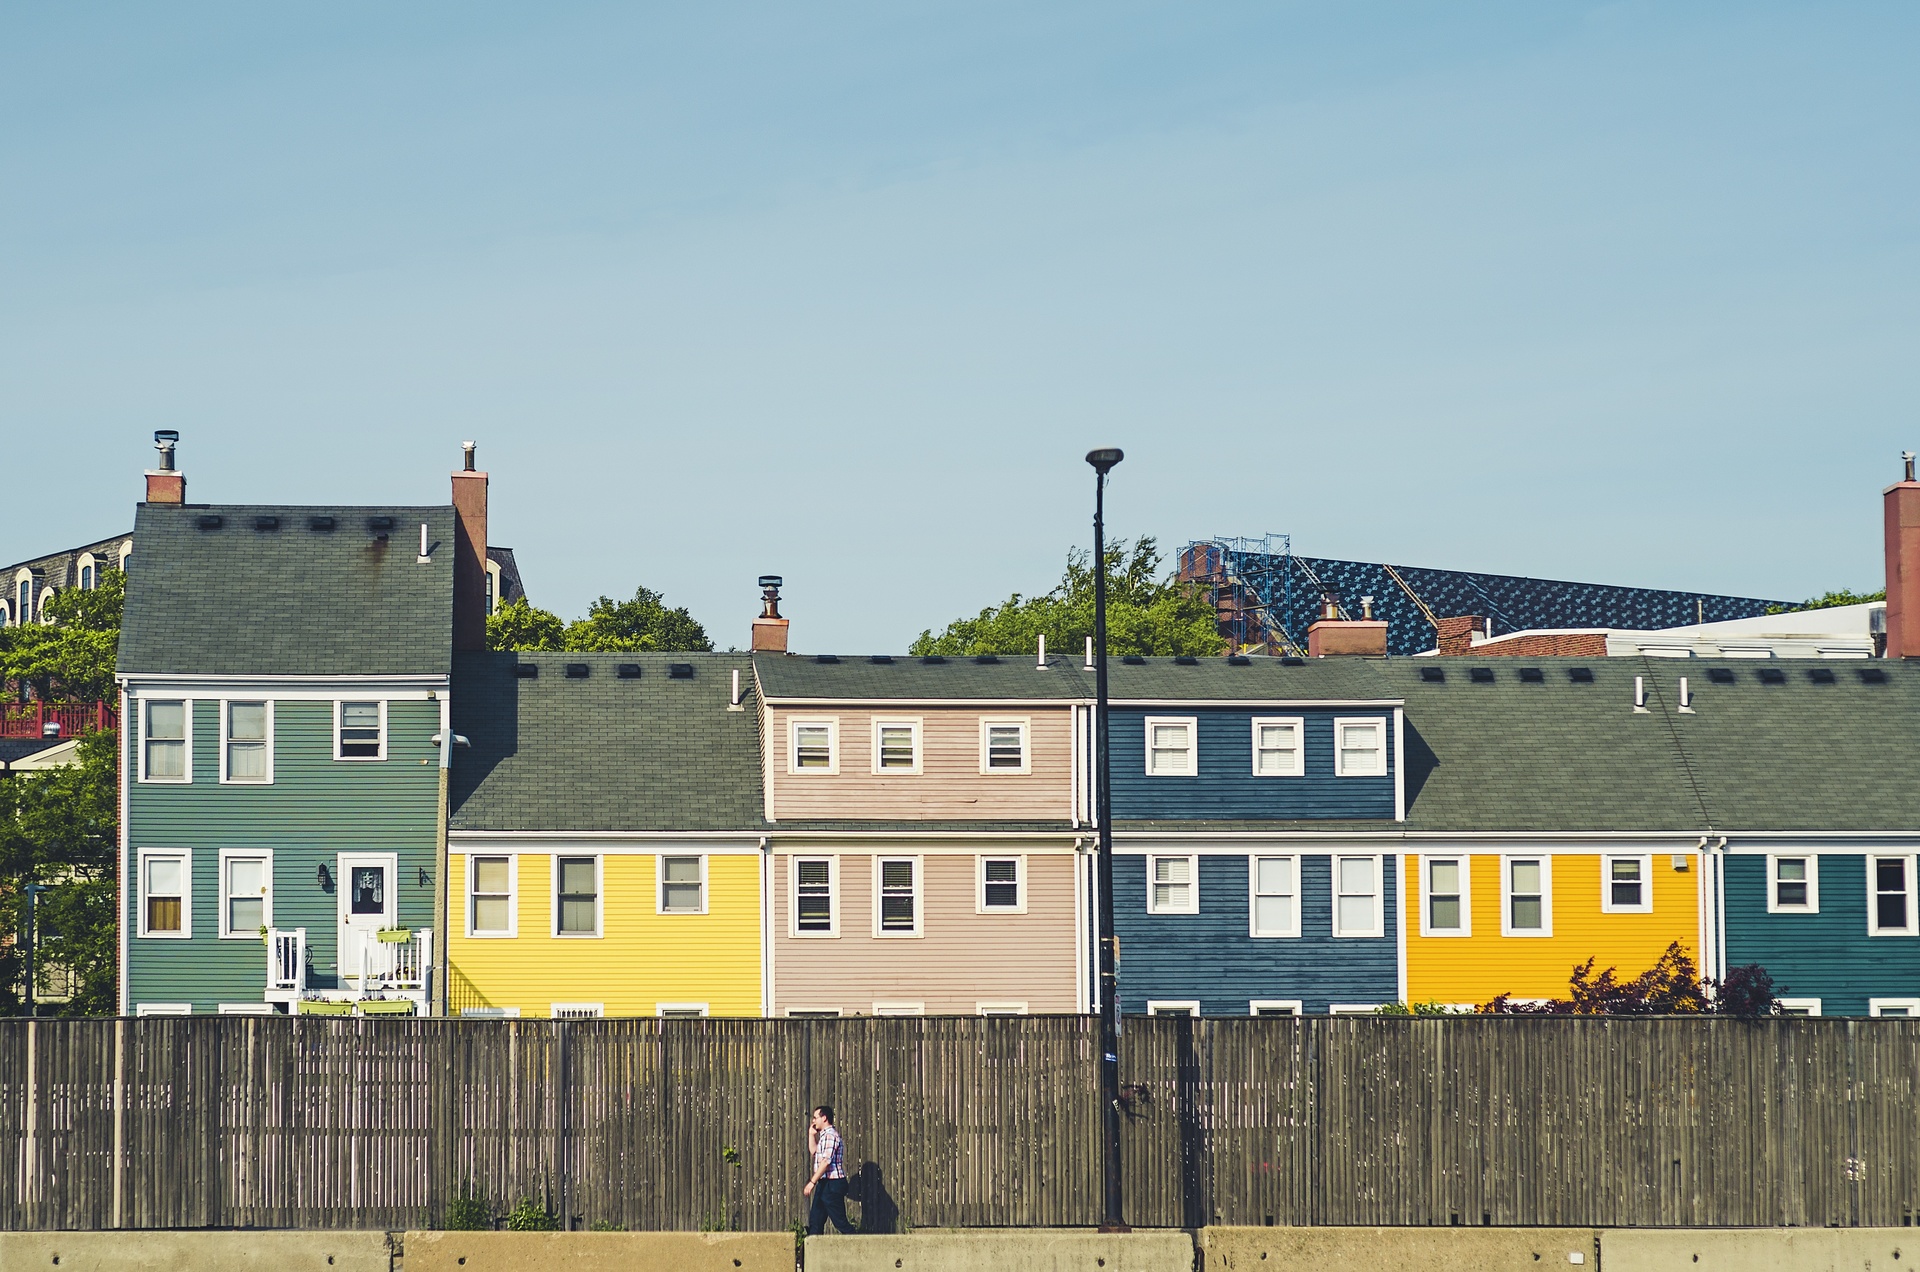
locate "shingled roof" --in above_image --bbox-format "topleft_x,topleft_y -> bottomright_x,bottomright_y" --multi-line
117,503 -> 456,677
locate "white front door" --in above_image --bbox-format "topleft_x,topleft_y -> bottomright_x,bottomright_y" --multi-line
337,853 -> 397,980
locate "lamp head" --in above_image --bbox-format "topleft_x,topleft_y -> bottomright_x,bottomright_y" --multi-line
1084,448 -> 1124,475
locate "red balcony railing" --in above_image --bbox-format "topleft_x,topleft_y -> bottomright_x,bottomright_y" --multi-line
0,702 -> 117,740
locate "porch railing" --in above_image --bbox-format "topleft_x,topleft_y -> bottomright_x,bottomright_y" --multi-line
344,929 -> 432,997
264,928 -> 306,1002
0,702 -> 117,740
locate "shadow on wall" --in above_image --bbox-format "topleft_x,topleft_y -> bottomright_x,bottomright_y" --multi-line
850,1162 -> 898,1233
1402,721 -> 1438,810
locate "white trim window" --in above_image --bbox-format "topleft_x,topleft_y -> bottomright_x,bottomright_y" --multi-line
1250,1000 -> 1303,1016
979,718 -> 1032,775
1775,998 -> 1822,1017
1329,1004 -> 1383,1016
1601,855 -> 1654,915
1502,856 -> 1553,937
872,1001 -> 925,1016
76,553 -> 97,591
1767,854 -> 1819,914
553,1003 -> 605,1019
469,855 -> 516,937
786,1008 -> 842,1018
218,850 -> 271,938
1147,1001 -> 1200,1017
875,857 -> 922,936
1144,717 -> 1197,777
335,700 -> 386,761
871,718 -> 923,775
218,1002 -> 276,1016
141,699 -> 191,783
1422,856 -> 1469,936
554,855 -> 602,937
1868,855 -> 1917,937
977,856 -> 1026,913
1333,717 -> 1388,777
658,1003 -> 709,1018
792,857 -> 838,936
1869,999 -> 1920,1018
138,848 -> 191,938
1333,855 -> 1383,938
220,700 -> 272,784
977,1001 -> 1030,1016
460,1006 -> 522,1019
658,855 -> 707,914
1147,854 -> 1199,915
1249,855 -> 1299,938
1250,717 -> 1304,777
135,1003 -> 193,1017
790,718 -> 839,774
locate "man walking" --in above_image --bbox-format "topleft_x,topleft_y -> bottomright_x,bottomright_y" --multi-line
804,1105 -> 855,1235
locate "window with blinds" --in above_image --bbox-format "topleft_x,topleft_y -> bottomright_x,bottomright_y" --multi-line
878,858 -> 919,934
795,858 -> 834,933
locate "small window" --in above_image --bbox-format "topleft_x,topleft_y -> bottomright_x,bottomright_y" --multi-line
873,719 -> 921,773
794,858 -> 836,935
1424,857 -> 1468,935
1329,1004 -> 1384,1016
1250,1000 -> 1302,1016
460,1006 -> 522,1019
141,852 -> 189,937
78,559 -> 96,591
1147,854 -> 1199,914
658,1003 -> 708,1018
1333,717 -> 1387,777
977,1001 -> 1030,1016
470,856 -> 513,935
787,1008 -> 842,1018
1249,855 -> 1298,938
980,719 -> 1031,774
1145,718 -> 1197,776
979,857 -> 1024,912
221,854 -> 270,937
223,701 -> 270,783
877,857 -> 920,935
660,856 -> 705,913
1601,855 -> 1653,915
1147,1001 -> 1200,1017
553,1003 -> 604,1019
1504,857 -> 1551,936
1775,998 -> 1822,1017
1251,718 -> 1304,777
337,701 -> 384,760
1334,855 -> 1382,937
1869,856 -> 1917,936
555,856 -> 600,936
1768,855 -> 1819,913
135,1002 -> 193,1017
873,1001 -> 925,1016
143,700 -> 189,782
790,719 -> 838,774
1870,999 -> 1920,1017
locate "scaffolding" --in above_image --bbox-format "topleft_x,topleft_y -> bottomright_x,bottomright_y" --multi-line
1177,533 -> 1310,656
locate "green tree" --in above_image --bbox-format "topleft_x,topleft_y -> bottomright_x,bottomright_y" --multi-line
485,598 -> 568,652
911,538 -> 1225,659
1765,587 -> 1886,615
0,569 -> 124,703
487,587 -> 712,653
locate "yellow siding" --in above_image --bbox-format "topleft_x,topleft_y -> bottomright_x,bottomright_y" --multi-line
447,852 -> 762,1017
1405,853 -> 1700,1006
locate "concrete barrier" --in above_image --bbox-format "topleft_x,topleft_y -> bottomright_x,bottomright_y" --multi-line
401,1230 -> 794,1272
1601,1227 -> 1916,1271
804,1229 -> 1196,1272
1199,1226 -> 1601,1270
0,1230 -> 394,1272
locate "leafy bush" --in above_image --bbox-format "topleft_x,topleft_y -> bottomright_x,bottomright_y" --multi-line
445,1189 -> 493,1230
504,1196 -> 560,1231
1480,943 -> 1783,1016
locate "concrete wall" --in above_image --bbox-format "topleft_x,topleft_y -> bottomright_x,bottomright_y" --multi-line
402,1231 -> 793,1272
0,1230 -> 395,1272
1201,1227 -> 1599,1270
805,1229 -> 1195,1272
1602,1227 -> 1918,1271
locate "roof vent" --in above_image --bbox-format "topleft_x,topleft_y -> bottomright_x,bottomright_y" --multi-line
1173,655 -> 1199,666
1227,655 -> 1252,667
1708,668 -> 1735,684
1518,667 -> 1544,683
254,515 -> 279,531
868,655 -> 895,664
1122,655 -> 1147,665
1469,667 -> 1495,684
1419,666 -> 1445,683
919,655 -> 947,665
1807,667 -> 1836,685
196,514 -> 223,530
813,654 -> 841,664
1280,656 -> 1305,667
973,654 -> 1001,665
565,663 -> 589,679
1568,667 -> 1594,683
1860,667 -> 1889,684
616,664 -> 642,679
367,516 -> 395,533
668,663 -> 694,679
308,516 -> 335,532
1757,667 -> 1786,685
513,664 -> 538,679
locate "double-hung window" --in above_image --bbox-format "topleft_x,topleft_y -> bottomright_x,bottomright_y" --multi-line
980,719 -> 1030,774
1869,855 -> 1918,936
1334,855 -> 1382,937
1250,855 -> 1298,937
876,858 -> 921,935
790,719 -> 838,774
1767,854 -> 1819,913
336,701 -> 384,760
659,856 -> 705,913
1333,717 -> 1387,777
222,701 -> 271,783
1601,855 -> 1653,914
469,856 -> 514,935
1423,857 -> 1468,936
1148,854 -> 1198,914
1251,718 -> 1304,777
872,719 -> 921,774
140,850 -> 190,937
1145,718 -> 1197,776
978,857 -> 1024,913
793,858 -> 836,935
1503,857 -> 1552,936
555,856 -> 600,937
220,852 -> 270,937
142,700 -> 189,782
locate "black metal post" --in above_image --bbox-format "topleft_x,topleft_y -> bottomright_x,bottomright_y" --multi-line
1085,447 -> 1126,1231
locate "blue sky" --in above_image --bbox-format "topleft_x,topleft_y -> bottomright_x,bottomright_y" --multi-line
3,3 -> 1915,650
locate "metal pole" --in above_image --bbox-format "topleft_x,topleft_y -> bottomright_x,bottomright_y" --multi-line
23,883 -> 44,1018
1085,447 -> 1126,1232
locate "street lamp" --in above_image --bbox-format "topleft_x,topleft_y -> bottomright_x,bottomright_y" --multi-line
22,882 -> 47,1018
1084,446 -> 1126,1232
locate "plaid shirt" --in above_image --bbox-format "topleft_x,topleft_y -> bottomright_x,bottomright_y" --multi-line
813,1124 -> 846,1179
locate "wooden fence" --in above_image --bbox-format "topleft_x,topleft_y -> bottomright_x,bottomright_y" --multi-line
3,1015 -> 1917,1231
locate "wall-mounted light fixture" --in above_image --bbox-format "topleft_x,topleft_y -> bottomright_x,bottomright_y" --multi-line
317,862 -> 333,891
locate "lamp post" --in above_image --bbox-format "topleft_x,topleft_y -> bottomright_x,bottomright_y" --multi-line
22,883 -> 47,1018
1084,446 -> 1126,1232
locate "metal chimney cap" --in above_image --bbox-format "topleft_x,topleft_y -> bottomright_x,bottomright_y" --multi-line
462,441 -> 477,472
154,430 -> 180,444
758,575 -> 783,590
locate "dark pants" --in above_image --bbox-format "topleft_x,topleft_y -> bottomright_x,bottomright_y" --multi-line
808,1176 -> 854,1235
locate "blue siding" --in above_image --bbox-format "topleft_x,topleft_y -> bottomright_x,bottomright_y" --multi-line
1725,854 -> 1920,1016
1112,853 -> 1399,1014
1109,707 -> 1393,821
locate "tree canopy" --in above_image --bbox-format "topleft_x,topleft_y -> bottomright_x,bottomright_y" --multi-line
1766,587 -> 1886,615
0,568 -> 123,704
486,584 -> 713,653
0,729 -> 119,1014
911,537 -> 1225,659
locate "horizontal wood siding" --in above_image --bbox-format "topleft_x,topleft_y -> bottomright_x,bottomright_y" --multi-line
1112,852 -> 1399,1013
767,705 -> 1074,821
1725,853 -> 1920,1015
124,699 -> 442,1011
771,851 -> 1081,1015
1108,707 -> 1395,821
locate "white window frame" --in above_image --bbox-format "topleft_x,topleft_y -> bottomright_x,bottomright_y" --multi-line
467,853 -> 517,938
1248,854 -> 1301,939
790,856 -> 839,938
1333,854 -> 1385,938
1329,1004 -> 1383,1015
1147,1000 -> 1200,1017
1869,998 -> 1920,1017
656,854 -> 709,915
218,1002 -> 275,1016
1420,855 -> 1471,937
137,847 -> 192,939
1250,1000 -> 1303,1016
1600,854 -> 1654,915
872,1001 -> 925,1016
1868,855 -> 1919,937
1146,853 -> 1200,915
976,855 -> 1027,914
76,552 -> 97,590
333,699 -> 388,762
552,1003 -> 605,1019
873,855 -> 924,938
138,698 -> 193,784
217,848 -> 273,939
1767,853 -> 1820,914
978,717 -> 1033,775
789,717 -> 840,775
1775,998 -> 1823,1017
1143,716 -> 1198,777
870,717 -> 924,775
1332,716 -> 1389,778
135,1003 -> 192,1016
1501,855 -> 1554,937
551,853 -> 604,939
657,1003 -> 709,1018
977,1001 -> 1030,1016
1249,717 -> 1305,777
460,1006 -> 522,1019
786,1007 -> 842,1018
218,699 -> 274,785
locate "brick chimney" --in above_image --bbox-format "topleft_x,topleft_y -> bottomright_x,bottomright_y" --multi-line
1306,593 -> 1388,657
1886,451 -> 1920,658
751,575 -> 790,653
452,442 -> 488,652
1434,615 -> 1487,656
145,430 -> 184,504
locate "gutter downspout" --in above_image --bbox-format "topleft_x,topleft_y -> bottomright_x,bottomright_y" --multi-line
433,694 -> 451,1016
760,836 -> 772,1018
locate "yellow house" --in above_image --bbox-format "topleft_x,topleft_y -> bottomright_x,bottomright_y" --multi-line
1404,847 -> 1704,1007
444,651 -> 769,1018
